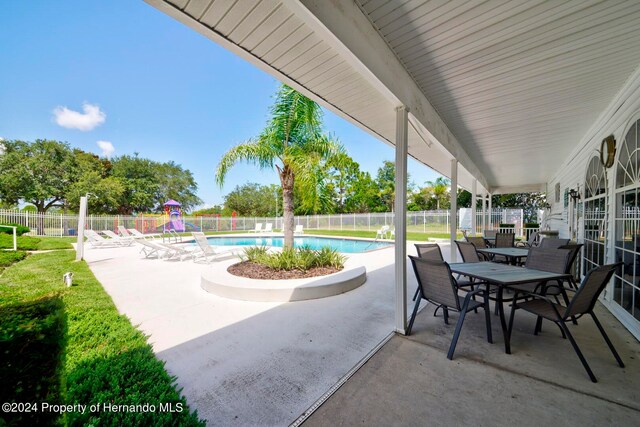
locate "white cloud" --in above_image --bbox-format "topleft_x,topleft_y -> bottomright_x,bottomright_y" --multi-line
53,103 -> 106,131
96,140 -> 115,158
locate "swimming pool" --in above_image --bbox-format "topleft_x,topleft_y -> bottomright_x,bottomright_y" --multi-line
204,236 -> 392,253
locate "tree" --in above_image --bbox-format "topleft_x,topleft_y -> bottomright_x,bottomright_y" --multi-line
422,177 -> 450,210
374,160 -> 413,212
224,183 -> 281,216
216,84 -> 346,248
110,154 -> 160,214
492,193 -> 548,222
155,161 -> 202,213
65,150 -> 124,214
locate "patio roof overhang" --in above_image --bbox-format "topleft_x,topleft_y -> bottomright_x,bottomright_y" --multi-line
145,0 -> 640,195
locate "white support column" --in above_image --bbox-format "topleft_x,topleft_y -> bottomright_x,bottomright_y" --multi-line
488,193 -> 493,229
471,179 -> 477,236
481,192 -> 487,234
76,196 -> 88,261
450,159 -> 458,262
394,106 -> 408,335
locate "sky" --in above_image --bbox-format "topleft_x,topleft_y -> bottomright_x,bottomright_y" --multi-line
0,0 -> 440,208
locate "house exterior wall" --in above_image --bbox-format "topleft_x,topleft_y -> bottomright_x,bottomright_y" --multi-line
546,66 -> 640,340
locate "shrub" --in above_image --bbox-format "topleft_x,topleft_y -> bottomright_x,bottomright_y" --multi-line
0,250 -> 28,267
0,223 -> 30,236
0,295 -> 66,426
242,245 -> 346,271
498,223 -> 515,228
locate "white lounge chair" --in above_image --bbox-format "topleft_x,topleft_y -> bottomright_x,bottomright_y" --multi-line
248,223 -> 263,233
127,228 -> 162,239
102,230 -> 134,246
192,233 -> 239,264
294,224 -> 304,235
117,225 -> 132,238
84,230 -> 120,248
263,223 -> 273,234
137,239 -> 172,259
375,225 -> 390,240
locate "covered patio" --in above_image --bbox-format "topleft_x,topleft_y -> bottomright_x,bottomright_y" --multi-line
144,0 -> 640,424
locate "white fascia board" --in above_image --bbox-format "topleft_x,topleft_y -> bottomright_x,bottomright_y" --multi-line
291,0 -> 489,190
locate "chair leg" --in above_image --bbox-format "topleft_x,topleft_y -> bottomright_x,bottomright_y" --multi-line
508,297 -> 518,341
590,312 -> 625,368
534,316 -> 543,335
560,321 -> 598,383
447,306 -> 468,360
412,286 -> 420,301
443,307 -> 449,325
483,293 -> 493,344
406,294 -> 423,335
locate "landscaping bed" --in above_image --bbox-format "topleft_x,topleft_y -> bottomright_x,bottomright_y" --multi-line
0,251 -> 204,426
228,261 -> 341,279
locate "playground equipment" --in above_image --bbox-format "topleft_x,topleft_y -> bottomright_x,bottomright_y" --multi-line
163,200 -> 185,232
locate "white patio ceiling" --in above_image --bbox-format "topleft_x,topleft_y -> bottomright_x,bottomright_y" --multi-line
146,0 -> 640,195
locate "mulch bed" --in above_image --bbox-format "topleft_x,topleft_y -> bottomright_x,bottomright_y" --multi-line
228,261 -> 342,280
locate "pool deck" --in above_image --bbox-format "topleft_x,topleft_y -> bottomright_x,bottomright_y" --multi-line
81,237 -> 407,425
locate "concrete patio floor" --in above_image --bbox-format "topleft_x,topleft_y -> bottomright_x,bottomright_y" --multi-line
81,237 -> 640,426
306,285 -> 640,426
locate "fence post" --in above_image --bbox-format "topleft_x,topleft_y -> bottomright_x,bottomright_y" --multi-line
340,214 -> 343,230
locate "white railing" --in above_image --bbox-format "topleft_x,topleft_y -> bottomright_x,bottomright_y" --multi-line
0,224 -> 17,250
0,208 -> 539,238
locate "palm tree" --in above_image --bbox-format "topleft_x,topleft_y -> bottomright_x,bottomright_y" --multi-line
216,85 -> 346,248
424,177 -> 450,209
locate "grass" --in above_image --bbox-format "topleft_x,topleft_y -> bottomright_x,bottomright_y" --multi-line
0,234 -> 74,251
0,251 -> 204,426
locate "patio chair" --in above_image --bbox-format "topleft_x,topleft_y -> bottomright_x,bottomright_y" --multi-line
408,256 -> 492,360
490,232 -> 515,263
263,223 -> 273,234
412,243 -> 444,301
558,243 -> 584,290
539,237 -> 570,248
464,236 -> 490,260
84,229 -> 120,248
375,225 -> 390,240
294,224 -> 304,235
508,262 -> 624,382
102,230 -> 134,246
192,233 -> 239,263
249,223 -> 263,233
515,231 -> 540,248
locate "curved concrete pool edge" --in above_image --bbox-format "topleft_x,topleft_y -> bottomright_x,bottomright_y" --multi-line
201,260 -> 367,302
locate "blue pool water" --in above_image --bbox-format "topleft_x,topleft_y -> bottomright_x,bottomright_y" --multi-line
205,236 -> 391,253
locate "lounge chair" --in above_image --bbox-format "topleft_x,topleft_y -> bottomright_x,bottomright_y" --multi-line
375,225 -> 390,240
249,223 -> 263,233
84,230 -> 120,248
127,228 -> 162,239
263,223 -> 273,234
102,230 -> 134,246
137,239 -> 173,259
117,225 -> 133,238
192,233 -> 239,264
294,224 -> 304,235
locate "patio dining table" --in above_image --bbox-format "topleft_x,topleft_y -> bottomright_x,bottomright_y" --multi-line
477,247 -> 529,265
449,262 -> 570,354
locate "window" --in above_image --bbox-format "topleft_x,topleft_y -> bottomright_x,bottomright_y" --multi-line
614,118 -> 640,322
583,156 -> 607,274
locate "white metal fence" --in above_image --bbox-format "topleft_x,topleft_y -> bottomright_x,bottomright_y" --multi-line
0,208 -> 540,237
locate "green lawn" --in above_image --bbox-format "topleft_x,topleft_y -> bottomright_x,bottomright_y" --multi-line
0,251 -> 204,426
0,234 -> 74,251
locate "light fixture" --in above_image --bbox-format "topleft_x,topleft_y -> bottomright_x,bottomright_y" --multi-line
568,188 -> 581,203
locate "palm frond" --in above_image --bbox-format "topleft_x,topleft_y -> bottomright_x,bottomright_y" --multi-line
215,140 -> 279,186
